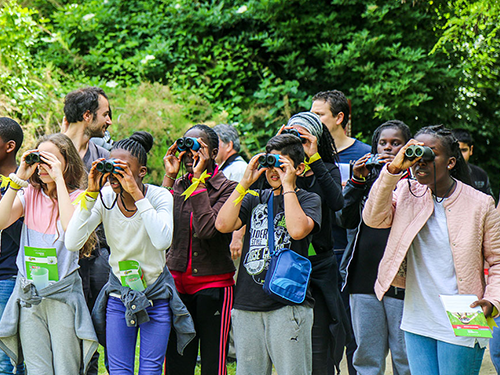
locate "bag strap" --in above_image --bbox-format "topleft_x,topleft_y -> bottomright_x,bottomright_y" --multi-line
267,192 -> 274,256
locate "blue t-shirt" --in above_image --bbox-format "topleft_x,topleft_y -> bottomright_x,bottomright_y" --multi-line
334,139 -> 371,250
0,186 -> 23,280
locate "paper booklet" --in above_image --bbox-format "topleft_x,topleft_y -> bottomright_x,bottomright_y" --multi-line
25,246 -> 59,282
440,294 -> 493,338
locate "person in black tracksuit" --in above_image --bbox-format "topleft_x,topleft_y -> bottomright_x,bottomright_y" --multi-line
283,112 -> 351,375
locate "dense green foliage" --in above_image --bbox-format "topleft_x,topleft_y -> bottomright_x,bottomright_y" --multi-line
1,0 -> 499,189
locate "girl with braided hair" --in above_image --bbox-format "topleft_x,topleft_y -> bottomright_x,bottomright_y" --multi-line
163,124 -> 236,375
66,131 -> 194,374
362,124 -> 500,375
339,120 -> 412,375
281,112 -> 349,374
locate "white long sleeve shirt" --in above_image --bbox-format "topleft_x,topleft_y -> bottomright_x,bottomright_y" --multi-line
66,185 -> 173,286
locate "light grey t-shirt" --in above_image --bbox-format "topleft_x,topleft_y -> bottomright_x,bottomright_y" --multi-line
83,141 -> 110,172
401,197 -> 488,348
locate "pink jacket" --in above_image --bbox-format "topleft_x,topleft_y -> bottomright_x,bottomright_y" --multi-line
362,166 -> 500,314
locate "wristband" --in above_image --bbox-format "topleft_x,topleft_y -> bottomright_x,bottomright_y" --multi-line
164,174 -> 176,182
9,173 -> 29,189
233,183 -> 259,205
283,190 -> 297,196
352,175 -> 366,183
303,153 -> 321,174
72,189 -> 99,211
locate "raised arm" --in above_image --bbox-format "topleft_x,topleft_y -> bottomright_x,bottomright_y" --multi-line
0,151 -> 39,229
216,154 -> 266,234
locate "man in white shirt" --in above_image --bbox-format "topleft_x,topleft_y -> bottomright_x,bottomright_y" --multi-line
214,124 -> 247,183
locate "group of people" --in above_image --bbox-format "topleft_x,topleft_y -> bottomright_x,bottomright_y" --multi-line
0,86 -> 498,375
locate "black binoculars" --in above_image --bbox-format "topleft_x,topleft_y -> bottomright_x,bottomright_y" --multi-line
96,159 -> 122,173
282,129 -> 307,144
25,152 -> 43,165
258,154 -> 282,168
404,145 -> 435,161
176,137 -> 200,152
365,154 -> 382,170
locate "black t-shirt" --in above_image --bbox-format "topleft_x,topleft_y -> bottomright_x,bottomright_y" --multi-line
469,164 -> 493,196
234,189 -> 322,311
0,186 -> 23,280
347,223 -> 404,299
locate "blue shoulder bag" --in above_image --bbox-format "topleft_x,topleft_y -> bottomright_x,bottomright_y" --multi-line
263,192 -> 312,304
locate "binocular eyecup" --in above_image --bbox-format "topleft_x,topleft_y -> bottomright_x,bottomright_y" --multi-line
25,152 -> 42,165
176,137 -> 200,152
282,129 -> 307,144
404,145 -> 435,162
96,159 -> 122,173
258,154 -> 282,168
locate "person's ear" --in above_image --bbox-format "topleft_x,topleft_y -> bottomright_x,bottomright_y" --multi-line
470,144 -> 474,156
211,148 -> 218,160
295,162 -> 305,176
139,166 -> 147,179
447,157 -> 457,171
83,110 -> 93,123
5,140 -> 16,154
336,112 -> 344,126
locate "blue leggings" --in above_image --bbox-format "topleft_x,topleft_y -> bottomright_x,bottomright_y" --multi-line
106,297 -> 172,375
404,331 -> 484,375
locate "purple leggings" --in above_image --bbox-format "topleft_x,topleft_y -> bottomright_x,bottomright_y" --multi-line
106,296 -> 172,375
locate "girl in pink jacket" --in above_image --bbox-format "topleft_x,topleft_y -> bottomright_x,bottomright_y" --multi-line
362,125 -> 500,375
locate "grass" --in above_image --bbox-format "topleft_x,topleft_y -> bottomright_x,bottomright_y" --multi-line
97,344 -> 237,375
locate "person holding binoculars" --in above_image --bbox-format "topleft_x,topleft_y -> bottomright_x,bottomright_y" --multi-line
163,124 -> 236,375
216,133 -> 321,375
339,120 -> 412,375
65,131 -> 194,374
278,112 -> 349,374
0,133 -> 98,374
362,125 -> 500,375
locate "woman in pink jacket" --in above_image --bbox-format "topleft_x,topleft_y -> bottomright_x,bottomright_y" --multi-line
362,125 -> 500,375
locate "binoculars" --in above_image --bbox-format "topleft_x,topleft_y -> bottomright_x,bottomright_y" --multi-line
404,145 -> 435,161
365,154 -> 382,170
25,152 -> 42,165
258,154 -> 282,168
176,137 -> 200,152
96,159 -> 122,173
282,128 -> 307,144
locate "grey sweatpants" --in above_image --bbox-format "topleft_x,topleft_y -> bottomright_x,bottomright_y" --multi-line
350,294 -> 410,375
19,298 -> 81,375
232,305 -> 313,375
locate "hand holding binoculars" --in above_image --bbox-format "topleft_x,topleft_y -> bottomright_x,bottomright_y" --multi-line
404,145 -> 435,162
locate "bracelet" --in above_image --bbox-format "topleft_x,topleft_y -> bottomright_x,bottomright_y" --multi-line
283,190 -> 297,196
352,175 -> 366,183
9,173 -> 29,188
164,186 -> 173,191
164,174 -> 176,182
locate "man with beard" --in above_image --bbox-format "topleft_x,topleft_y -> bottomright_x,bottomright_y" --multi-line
63,87 -> 112,170
63,87 -> 112,375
